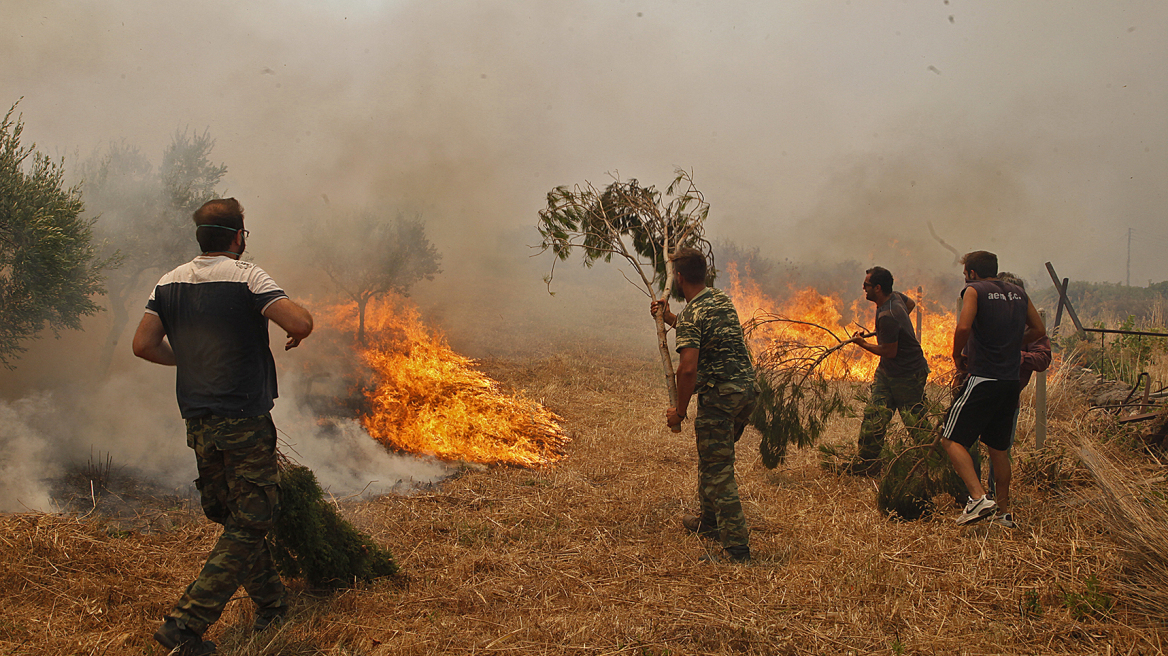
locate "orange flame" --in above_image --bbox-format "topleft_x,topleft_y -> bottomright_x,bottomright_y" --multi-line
323,295 -> 568,466
725,263 -> 957,382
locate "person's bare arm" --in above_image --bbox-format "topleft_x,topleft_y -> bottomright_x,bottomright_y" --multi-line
132,313 -> 175,366
667,347 -> 699,428
853,336 -> 898,359
264,298 -> 314,350
897,291 -> 916,314
952,288 -> 978,372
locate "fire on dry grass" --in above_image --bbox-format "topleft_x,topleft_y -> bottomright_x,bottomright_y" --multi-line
322,294 -> 568,467
725,263 -> 959,382
2,348 -> 1166,655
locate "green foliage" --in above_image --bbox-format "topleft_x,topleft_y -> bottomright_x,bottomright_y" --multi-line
1060,575 -> 1113,620
753,370 -> 848,469
1033,279 -> 1168,326
83,128 -> 226,276
0,102 -> 106,367
160,128 -> 228,215
1057,314 -> 1164,388
746,319 -> 854,469
271,463 -> 398,588
876,435 -> 961,520
537,169 -> 713,295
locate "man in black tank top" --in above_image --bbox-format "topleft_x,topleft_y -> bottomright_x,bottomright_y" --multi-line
942,251 -> 1045,526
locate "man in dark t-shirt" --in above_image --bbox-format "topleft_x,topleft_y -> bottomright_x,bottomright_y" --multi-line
846,266 -> 931,475
942,251 -> 1045,526
133,198 -> 313,654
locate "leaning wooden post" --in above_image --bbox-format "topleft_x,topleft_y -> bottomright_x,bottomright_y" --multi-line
1052,277 -> 1068,337
1035,370 -> 1047,448
1045,262 -> 1087,340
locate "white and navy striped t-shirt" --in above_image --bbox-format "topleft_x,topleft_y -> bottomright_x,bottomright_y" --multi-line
146,255 -> 289,419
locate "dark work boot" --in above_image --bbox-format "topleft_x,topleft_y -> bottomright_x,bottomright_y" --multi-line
680,514 -> 719,539
154,618 -> 216,655
699,545 -> 752,564
254,607 -> 288,632
725,545 -> 752,563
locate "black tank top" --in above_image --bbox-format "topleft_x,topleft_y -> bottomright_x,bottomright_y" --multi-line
963,279 -> 1028,380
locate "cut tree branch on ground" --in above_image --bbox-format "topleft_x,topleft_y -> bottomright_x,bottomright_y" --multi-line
744,314 -> 868,468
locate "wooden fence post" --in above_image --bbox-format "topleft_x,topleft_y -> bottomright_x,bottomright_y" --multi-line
1036,309 -> 1048,449
915,285 -> 923,342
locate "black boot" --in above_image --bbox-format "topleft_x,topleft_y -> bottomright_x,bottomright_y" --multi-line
154,618 -> 216,656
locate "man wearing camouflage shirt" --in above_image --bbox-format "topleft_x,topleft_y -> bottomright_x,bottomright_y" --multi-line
652,247 -> 756,563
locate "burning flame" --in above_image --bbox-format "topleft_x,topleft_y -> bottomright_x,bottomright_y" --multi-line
323,294 -> 568,466
725,263 -> 957,382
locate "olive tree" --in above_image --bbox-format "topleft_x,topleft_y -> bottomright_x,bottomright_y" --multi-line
0,103 -> 106,367
82,128 -> 226,374
309,210 -> 442,345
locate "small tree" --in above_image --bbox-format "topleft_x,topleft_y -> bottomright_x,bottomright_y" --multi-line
537,169 -> 712,418
0,103 -> 106,368
82,128 -> 226,374
310,211 -> 442,345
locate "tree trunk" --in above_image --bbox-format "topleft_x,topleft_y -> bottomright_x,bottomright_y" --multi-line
97,298 -> 130,377
655,259 -> 681,433
97,278 -> 137,378
356,296 -> 369,346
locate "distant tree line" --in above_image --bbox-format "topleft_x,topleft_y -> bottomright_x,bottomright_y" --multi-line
1032,280 -> 1168,327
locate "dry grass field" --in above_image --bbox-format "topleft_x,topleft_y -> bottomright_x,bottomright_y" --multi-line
2,347 -> 1167,655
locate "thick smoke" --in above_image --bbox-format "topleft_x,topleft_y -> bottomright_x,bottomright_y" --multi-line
2,2 -> 1166,507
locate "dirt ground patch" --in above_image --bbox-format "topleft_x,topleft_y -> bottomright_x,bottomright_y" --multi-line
1,349 -> 1165,655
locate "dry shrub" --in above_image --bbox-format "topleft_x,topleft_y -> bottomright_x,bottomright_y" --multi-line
1076,433 -> 1168,617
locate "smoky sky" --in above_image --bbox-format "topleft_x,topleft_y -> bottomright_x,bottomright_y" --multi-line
6,0 -> 1166,291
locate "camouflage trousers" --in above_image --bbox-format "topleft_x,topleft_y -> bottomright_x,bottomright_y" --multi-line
694,382 -> 757,551
857,369 -> 932,462
169,413 -> 286,635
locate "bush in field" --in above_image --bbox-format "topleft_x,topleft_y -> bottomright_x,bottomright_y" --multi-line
1056,315 -> 1166,388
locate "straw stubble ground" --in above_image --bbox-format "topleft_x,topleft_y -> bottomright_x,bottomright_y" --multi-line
1,349 -> 1165,655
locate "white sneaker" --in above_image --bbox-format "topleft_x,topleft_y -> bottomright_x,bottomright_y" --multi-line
957,495 -> 997,525
991,512 -> 1017,529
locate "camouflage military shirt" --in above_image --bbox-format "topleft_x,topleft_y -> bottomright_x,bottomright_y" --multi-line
674,287 -> 755,393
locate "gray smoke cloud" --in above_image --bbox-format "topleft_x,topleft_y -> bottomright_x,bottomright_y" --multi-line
7,2 -> 1165,289
2,1 -> 1166,505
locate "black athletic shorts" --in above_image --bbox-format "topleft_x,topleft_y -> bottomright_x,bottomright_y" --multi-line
942,376 -> 1020,452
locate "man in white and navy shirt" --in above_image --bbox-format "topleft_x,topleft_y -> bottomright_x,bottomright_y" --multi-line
133,198 -> 312,654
